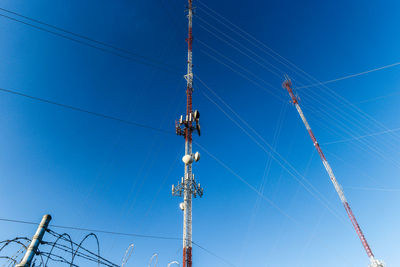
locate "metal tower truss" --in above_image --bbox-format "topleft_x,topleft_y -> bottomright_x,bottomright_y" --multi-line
171,1 -> 203,267
282,75 -> 384,267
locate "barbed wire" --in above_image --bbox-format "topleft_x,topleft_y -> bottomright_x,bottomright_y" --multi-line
42,229 -> 119,267
0,223 -> 225,266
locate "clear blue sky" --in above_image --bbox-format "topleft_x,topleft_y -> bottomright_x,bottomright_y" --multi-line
0,0 -> 399,266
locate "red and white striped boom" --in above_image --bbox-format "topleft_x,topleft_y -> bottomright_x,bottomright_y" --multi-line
282,77 -> 384,267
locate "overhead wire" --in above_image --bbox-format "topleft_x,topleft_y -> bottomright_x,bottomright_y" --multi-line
87,35 -> 184,236
265,150 -> 317,263
323,127 -> 400,145
197,39 -> 286,102
124,85 -> 185,218
238,101 -> 288,262
197,3 -> 400,171
196,0 -> 302,79
254,102 -> 288,209
0,86 -> 173,134
191,241 -> 237,267
0,9 -> 180,74
197,5 -> 376,146
196,1 -> 400,170
301,97 -> 400,164
296,62 -> 400,89
296,87 -> 400,168
2,1 -> 394,266
296,79 -> 395,146
197,88 -> 344,223
0,218 -> 180,241
121,84 -> 185,232
197,0 -> 400,160
143,144 -> 184,218
1,0 -> 389,228
195,75 -> 346,223
295,73 -> 400,154
323,150 -> 381,186
270,59 -> 400,169
0,9 -> 190,248
193,141 -> 296,223
197,39 -> 278,89
195,16 -> 284,79
0,0 -> 388,224
196,20 -> 283,80
0,81 -> 285,265
344,186 -> 400,192
0,2 -> 336,267
0,4 -> 308,266
0,218 -> 234,267
197,16 -> 390,174
198,48 -> 285,102
355,91 -> 400,104
293,60 -> 400,145
292,108 -> 399,182
76,19 -> 183,227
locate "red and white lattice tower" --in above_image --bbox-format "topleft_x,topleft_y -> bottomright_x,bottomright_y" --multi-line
172,1 -> 203,267
283,76 -> 384,267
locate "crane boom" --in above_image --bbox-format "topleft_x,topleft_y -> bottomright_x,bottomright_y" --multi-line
282,77 -> 384,267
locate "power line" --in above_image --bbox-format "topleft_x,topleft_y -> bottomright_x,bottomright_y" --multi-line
0,86 -> 173,134
0,11 -> 180,74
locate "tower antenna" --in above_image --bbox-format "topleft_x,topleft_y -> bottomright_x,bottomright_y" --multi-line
282,76 -> 384,267
172,1 -> 203,267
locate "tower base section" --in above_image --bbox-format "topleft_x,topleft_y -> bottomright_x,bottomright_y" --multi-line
183,247 -> 192,267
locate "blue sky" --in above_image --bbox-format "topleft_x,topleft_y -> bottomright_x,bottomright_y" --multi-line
0,0 -> 399,266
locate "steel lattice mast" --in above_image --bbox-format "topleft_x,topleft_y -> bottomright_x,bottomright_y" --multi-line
282,77 -> 384,267
172,1 -> 203,267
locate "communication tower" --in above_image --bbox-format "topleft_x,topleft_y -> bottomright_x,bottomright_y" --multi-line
172,1 -> 203,267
